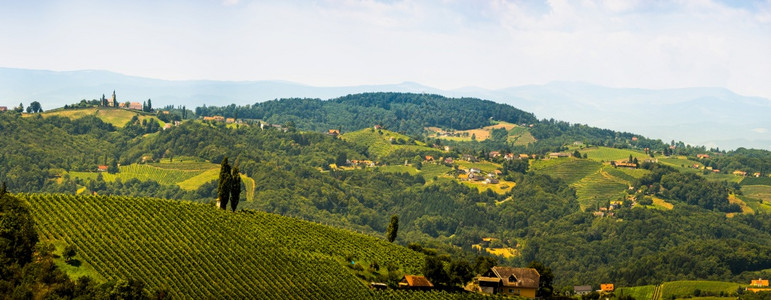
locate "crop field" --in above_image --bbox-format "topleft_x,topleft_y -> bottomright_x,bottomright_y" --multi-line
652,196 -> 674,210
532,159 -> 602,184
660,281 -> 741,299
740,185 -> 771,213
617,285 -> 655,300
507,126 -> 536,146
25,194 -> 426,299
101,164 -> 201,185
341,128 -> 437,158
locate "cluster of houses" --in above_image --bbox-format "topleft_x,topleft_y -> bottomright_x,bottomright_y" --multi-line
463,168 -> 500,184
384,266 -> 541,298
748,278 -> 770,293
573,284 -> 615,295
201,115 -> 244,125
592,201 -> 624,217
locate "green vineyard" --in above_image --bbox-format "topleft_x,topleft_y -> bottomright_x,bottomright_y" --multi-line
22,193 -> 460,299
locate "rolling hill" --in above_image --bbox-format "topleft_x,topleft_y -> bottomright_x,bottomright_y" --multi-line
25,193 -> 428,299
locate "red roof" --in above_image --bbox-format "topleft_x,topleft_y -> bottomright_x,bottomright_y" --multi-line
400,275 -> 433,287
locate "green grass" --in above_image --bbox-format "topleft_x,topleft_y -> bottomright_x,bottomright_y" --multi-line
176,168 -> 220,190
740,185 -> 771,213
25,193 -> 425,299
741,177 -> 771,186
661,281 -> 742,299
617,285 -> 655,300
379,165 -> 420,175
532,159 -> 602,184
580,147 -> 650,162
455,160 -> 501,174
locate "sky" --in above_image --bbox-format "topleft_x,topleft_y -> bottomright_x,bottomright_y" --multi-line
1,0 -> 771,99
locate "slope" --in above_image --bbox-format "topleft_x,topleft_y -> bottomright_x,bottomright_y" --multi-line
24,193 -> 424,299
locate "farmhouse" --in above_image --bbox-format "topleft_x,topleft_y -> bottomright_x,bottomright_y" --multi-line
327,129 -> 339,136
548,152 -> 570,158
97,165 -> 108,172
614,161 -> 637,168
484,178 -> 499,184
226,118 -> 235,123
600,283 -> 615,292
477,266 -> 540,298
0,106 -> 6,112
399,275 -> 433,290
748,278 -> 770,293
462,154 -> 477,162
574,285 -> 593,295
519,154 -> 530,159
424,156 -> 434,161
697,154 -> 710,159
129,102 -> 142,110
489,151 -> 501,158
733,170 -> 748,176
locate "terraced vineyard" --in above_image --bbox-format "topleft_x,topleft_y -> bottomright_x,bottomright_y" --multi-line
24,193 -> 429,299
341,128 -> 439,158
573,167 -> 629,209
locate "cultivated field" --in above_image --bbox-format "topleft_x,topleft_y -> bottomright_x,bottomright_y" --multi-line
25,194 -> 426,299
660,280 -> 742,299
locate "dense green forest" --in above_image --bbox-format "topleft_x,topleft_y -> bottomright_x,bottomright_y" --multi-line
3,92 -> 771,293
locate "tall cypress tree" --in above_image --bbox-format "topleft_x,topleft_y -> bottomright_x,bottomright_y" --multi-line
217,157 -> 231,210
230,166 -> 242,212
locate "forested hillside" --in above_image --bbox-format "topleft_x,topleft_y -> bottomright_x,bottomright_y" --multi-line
2,92 -> 771,293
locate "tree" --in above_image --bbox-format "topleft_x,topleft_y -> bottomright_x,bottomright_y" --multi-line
217,157 -> 232,210
386,215 -> 399,242
29,101 -> 42,113
0,193 -> 39,266
1,181 -> 6,196
230,166 -> 242,212
473,256 -> 497,274
423,256 -> 449,288
15,103 -> 23,113
573,150 -> 582,158
63,244 -> 77,263
527,261 -> 554,297
147,99 -> 152,112
26,106 -> 33,113
112,90 -> 117,107
449,259 -> 474,286
335,152 -> 347,168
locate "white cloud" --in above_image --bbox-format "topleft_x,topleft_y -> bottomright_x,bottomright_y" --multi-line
753,128 -> 768,133
0,0 -> 770,99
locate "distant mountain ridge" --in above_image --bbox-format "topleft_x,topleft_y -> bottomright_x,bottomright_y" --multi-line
1,67 -> 769,150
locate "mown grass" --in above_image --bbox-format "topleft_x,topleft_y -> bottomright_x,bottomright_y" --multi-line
661,281 -> 742,299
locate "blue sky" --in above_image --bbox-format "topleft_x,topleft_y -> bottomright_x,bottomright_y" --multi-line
1,0 -> 770,98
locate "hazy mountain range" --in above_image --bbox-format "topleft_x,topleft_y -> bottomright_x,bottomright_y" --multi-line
1,67 -> 769,150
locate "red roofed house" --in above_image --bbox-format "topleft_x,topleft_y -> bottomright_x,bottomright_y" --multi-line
399,275 -> 433,290
97,165 -> 108,172
477,266 -> 540,298
748,278 -> 770,293
601,283 -> 615,292
697,154 -> 710,159
129,102 -> 142,110
0,106 -> 7,112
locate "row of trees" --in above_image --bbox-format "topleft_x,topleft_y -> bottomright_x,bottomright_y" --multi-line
217,157 -> 242,211
4,101 -> 43,113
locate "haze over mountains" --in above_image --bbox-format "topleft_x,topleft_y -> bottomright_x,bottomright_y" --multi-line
2,67 -> 769,150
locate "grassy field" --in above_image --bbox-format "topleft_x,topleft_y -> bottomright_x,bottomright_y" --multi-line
456,160 -> 501,174
39,107 -> 163,128
740,176 -> 771,186
661,281 -> 742,299
532,159 -> 602,184
652,196 -> 674,210
726,193 -> 754,216
617,285 -> 656,300
425,121 -> 535,145
580,147 -> 650,162
68,160 -> 256,201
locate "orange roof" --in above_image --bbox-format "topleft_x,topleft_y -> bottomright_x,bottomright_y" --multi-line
752,279 -> 769,287
401,275 -> 433,287
97,165 -> 108,171
601,283 -> 614,291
